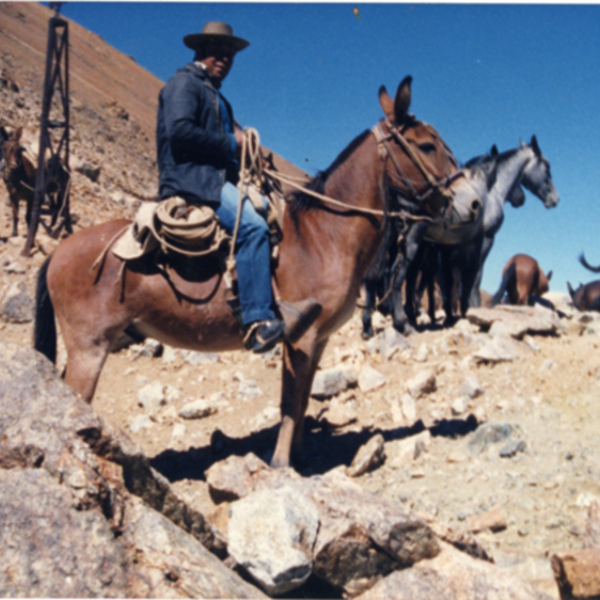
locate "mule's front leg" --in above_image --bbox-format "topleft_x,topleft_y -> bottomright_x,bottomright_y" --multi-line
10,199 -> 18,237
271,337 -> 325,469
391,223 -> 428,334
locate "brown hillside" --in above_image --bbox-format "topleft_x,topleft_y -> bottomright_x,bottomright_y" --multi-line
0,0 -> 161,233
0,1 -> 306,236
0,1 -> 162,141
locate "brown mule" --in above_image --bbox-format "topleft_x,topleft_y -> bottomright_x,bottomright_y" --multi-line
35,76 -> 467,468
1,126 -> 37,237
567,252 -> 600,312
0,126 -> 69,237
567,280 -> 600,312
492,253 -> 552,306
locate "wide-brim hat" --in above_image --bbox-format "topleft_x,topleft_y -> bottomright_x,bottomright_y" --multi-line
183,21 -> 249,52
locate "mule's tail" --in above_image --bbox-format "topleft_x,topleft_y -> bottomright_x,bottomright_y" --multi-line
34,256 -> 57,364
580,252 -> 600,273
491,261 -> 516,306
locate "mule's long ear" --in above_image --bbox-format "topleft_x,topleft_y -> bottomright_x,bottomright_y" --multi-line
547,270 -> 553,282
394,76 -> 412,122
567,282 -> 574,298
379,85 -> 394,121
531,135 -> 541,157
491,144 -> 498,156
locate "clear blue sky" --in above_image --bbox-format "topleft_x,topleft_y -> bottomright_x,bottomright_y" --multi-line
55,2 -> 600,296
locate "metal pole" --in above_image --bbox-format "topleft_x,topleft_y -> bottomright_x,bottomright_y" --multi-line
22,7 -> 70,256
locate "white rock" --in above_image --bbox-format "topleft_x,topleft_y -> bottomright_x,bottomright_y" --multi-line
239,379 -> 263,399
228,486 -> 319,595
251,406 -> 280,430
183,350 -> 220,366
407,370 -> 437,399
161,345 -> 178,363
164,385 -> 181,403
170,423 -> 187,443
358,365 -> 387,393
473,335 -> 519,364
575,492 -> 600,508
413,343 -> 430,362
460,375 -> 484,399
348,433 -> 386,477
401,393 -> 417,423
178,398 -> 218,420
388,430 -> 431,468
451,396 -> 469,416
311,365 -> 358,399
129,414 -> 154,433
137,381 -> 166,412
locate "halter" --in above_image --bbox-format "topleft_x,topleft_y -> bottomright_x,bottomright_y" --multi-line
372,118 -> 463,212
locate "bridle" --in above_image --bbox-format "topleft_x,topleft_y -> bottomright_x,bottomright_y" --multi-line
256,118 -> 465,226
372,117 -> 464,214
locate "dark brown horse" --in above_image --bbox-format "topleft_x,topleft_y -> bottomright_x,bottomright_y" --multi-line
567,280 -> 600,312
1,126 -> 70,237
492,253 -> 552,306
1,126 -> 37,236
568,253 -> 600,311
34,76 -> 463,468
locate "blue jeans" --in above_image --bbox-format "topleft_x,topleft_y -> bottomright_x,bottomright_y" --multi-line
215,182 -> 275,325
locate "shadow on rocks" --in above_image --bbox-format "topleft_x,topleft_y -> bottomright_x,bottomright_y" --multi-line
150,414 -> 479,482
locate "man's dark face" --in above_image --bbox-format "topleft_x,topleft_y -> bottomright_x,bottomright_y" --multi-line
202,42 -> 236,83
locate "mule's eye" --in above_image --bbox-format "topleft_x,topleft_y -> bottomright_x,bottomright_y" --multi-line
418,143 -> 436,154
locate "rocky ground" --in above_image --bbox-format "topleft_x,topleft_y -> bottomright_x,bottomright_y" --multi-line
2,4 -> 600,595
3,204 -> 600,598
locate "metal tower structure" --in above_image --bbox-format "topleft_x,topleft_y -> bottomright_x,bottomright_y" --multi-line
22,2 -> 72,256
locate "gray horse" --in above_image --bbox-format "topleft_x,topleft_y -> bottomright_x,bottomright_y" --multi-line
362,136 -> 559,336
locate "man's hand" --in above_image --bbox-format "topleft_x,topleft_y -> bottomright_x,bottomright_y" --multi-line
234,128 -> 244,148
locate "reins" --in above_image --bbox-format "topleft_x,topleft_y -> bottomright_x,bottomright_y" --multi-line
234,123 -> 464,313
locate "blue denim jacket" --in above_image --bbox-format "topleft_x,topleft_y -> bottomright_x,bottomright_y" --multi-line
156,62 -> 239,205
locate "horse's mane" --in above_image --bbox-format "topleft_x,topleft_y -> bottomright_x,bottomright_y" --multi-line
464,147 -> 519,192
287,130 -> 371,216
464,147 -> 519,169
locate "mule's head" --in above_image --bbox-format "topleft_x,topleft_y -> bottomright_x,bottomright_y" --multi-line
0,126 -> 36,182
377,76 -> 462,218
520,135 -> 559,209
1,127 -> 23,174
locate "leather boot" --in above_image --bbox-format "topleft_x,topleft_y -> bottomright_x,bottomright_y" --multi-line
277,298 -> 322,343
244,319 -> 285,354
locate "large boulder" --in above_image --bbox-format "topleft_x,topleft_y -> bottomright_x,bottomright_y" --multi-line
356,542 -> 552,600
0,342 -> 265,598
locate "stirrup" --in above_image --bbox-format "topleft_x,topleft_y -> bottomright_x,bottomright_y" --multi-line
243,319 -> 285,354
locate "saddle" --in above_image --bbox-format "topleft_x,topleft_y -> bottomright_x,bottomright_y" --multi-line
109,193 -> 319,344
112,196 -> 230,262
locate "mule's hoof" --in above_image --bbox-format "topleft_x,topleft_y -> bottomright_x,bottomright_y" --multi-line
443,316 -> 459,328
361,328 -> 374,340
393,320 -> 414,336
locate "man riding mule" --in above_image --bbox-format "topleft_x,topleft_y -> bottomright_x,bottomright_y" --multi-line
157,21 -> 320,353
35,72 -> 474,468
